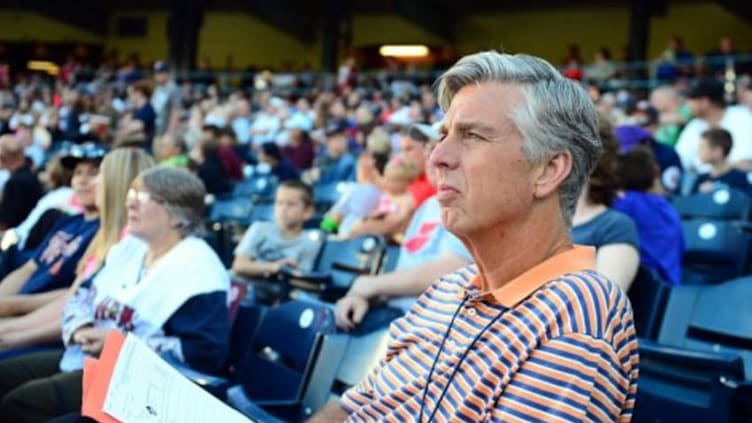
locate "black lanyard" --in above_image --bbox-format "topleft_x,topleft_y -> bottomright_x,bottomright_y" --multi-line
419,295 -> 508,423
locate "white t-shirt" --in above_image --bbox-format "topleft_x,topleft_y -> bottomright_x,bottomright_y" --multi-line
675,106 -> 752,173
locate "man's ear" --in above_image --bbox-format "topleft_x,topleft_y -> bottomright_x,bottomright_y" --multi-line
533,151 -> 572,199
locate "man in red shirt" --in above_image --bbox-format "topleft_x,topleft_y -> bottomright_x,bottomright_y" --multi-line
401,123 -> 439,208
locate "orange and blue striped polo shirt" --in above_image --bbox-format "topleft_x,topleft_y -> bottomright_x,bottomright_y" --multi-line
340,246 -> 639,422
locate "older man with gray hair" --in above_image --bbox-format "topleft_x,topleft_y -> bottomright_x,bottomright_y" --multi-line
309,51 -> 639,423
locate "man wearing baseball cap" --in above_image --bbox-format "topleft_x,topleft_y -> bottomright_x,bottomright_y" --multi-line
675,77 -> 752,173
0,142 -> 104,297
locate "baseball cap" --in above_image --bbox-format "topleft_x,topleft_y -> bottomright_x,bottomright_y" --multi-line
406,122 -> 440,143
687,78 -> 725,104
59,142 -> 108,169
324,119 -> 349,136
615,125 -> 654,153
153,61 -> 170,73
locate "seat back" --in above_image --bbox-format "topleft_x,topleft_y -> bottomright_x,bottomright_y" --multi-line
658,276 -> 752,378
379,244 -> 402,274
633,340 -> 744,423
233,173 -> 278,202
672,188 -> 752,221
208,196 -> 254,226
682,220 -> 752,284
312,181 -> 352,214
249,201 -> 275,223
234,300 -> 337,403
231,300 -> 346,420
311,235 -> 386,299
628,266 -> 672,340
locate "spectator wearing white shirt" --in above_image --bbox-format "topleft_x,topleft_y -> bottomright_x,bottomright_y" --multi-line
675,78 -> 752,173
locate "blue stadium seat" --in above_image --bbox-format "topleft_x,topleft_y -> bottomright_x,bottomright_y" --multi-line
312,181 -> 352,214
233,173 -> 279,202
379,244 -> 401,274
281,234 -> 386,302
208,196 -> 254,225
681,220 -> 752,284
225,300 -> 347,421
672,188 -> 752,221
628,265 -> 672,340
633,339 -> 745,423
657,276 -> 752,378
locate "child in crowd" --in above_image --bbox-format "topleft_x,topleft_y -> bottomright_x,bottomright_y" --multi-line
347,154 -> 419,241
692,128 -> 752,195
614,148 -> 684,285
231,180 -> 321,304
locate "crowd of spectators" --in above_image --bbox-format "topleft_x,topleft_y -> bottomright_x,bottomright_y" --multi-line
0,32 -> 749,420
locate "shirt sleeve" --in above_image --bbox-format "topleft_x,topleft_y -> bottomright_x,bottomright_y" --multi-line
233,222 -> 264,258
493,333 -> 635,423
154,291 -> 231,375
60,275 -> 96,346
594,209 -> 640,250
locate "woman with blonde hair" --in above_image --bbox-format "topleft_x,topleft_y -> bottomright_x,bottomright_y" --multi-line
0,147 -> 155,357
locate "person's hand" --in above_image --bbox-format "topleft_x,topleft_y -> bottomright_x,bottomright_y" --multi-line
335,295 -> 370,331
272,258 -> 298,273
73,326 -> 110,356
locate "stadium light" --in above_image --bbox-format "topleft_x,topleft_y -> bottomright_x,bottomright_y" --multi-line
27,60 -> 59,75
379,45 -> 430,58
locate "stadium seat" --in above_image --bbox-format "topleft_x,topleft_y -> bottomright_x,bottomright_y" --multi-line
633,339 -> 745,423
225,300 -> 347,421
312,181 -> 352,214
208,196 -> 254,226
657,276 -> 752,378
379,243 -> 401,274
681,220 -> 752,284
672,188 -> 752,221
628,265 -> 672,340
281,234 -> 386,302
233,172 -> 279,202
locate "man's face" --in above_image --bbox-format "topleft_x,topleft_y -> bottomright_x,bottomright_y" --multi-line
326,133 -> 347,157
429,82 -> 536,237
399,136 -> 427,174
688,97 -> 709,118
72,161 -> 99,209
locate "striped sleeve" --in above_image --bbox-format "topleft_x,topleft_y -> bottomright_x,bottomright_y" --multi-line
339,357 -> 381,416
493,333 -> 633,423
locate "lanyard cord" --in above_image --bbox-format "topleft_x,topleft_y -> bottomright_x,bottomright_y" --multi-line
419,296 -> 507,423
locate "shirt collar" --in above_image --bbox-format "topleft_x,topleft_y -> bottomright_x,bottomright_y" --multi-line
470,245 -> 596,308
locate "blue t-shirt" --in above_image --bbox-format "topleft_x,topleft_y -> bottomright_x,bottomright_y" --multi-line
614,192 -> 684,286
691,169 -> 752,196
318,153 -> 356,184
21,214 -> 100,294
572,208 -> 639,250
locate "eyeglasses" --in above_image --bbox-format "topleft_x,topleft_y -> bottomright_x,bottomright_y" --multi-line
126,189 -> 165,205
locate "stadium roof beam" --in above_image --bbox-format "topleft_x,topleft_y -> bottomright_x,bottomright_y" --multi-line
395,0 -> 455,42
246,0 -> 317,43
715,0 -> 752,23
0,0 -> 108,36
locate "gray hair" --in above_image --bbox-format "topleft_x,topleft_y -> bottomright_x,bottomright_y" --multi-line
140,166 -> 206,237
436,51 -> 602,225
